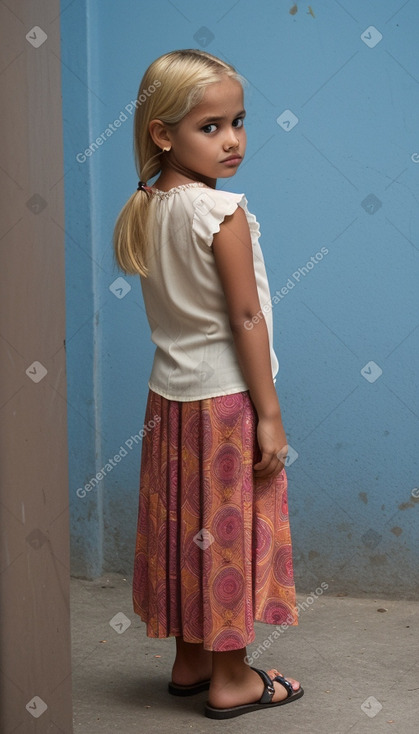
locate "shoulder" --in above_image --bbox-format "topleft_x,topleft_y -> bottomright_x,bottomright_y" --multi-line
182,184 -> 246,211
188,186 -> 254,248
212,201 -> 252,252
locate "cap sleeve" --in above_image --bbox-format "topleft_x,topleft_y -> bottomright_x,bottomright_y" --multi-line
191,190 -> 246,248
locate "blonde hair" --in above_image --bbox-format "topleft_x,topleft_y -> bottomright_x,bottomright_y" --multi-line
113,49 -> 244,276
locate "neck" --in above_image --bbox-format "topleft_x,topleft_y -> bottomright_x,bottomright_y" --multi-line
156,157 -> 216,190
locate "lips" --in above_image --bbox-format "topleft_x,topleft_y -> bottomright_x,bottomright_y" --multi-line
221,155 -> 242,163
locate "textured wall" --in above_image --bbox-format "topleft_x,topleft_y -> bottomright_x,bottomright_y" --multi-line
0,0 -> 72,729
62,0 -> 419,595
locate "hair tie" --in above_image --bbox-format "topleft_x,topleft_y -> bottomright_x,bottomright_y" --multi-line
137,180 -> 152,193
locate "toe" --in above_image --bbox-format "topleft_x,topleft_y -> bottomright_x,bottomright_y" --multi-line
278,674 -> 301,691
267,669 -> 301,692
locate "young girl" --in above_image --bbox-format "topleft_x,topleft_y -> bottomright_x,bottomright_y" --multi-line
114,49 -> 303,720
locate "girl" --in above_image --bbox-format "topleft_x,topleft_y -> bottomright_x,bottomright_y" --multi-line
114,49 -> 303,720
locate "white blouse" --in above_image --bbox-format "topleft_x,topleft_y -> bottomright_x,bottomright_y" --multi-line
139,182 -> 279,401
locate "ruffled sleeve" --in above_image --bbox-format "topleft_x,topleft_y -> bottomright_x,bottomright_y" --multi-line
191,189 -> 247,248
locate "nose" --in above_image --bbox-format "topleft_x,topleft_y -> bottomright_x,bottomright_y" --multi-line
223,128 -> 240,150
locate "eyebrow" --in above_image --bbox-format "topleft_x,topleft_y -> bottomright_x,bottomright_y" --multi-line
197,109 -> 246,125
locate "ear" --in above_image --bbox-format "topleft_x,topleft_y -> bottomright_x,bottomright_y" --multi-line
149,119 -> 172,150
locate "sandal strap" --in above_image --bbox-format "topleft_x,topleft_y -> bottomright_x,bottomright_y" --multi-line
250,667 -> 276,704
272,673 -> 294,698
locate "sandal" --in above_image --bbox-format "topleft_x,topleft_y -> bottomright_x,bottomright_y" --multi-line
168,678 -> 211,696
204,667 -> 304,719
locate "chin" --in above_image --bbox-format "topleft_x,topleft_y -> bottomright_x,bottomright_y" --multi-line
218,170 -> 238,179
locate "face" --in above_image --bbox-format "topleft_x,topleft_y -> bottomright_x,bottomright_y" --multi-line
164,77 -> 246,184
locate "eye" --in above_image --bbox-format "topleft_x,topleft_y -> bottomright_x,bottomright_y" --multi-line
202,123 -> 217,133
233,117 -> 245,128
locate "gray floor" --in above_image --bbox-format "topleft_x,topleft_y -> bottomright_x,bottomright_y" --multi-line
71,574 -> 419,733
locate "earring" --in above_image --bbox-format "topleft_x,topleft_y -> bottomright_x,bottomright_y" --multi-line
162,146 -> 171,152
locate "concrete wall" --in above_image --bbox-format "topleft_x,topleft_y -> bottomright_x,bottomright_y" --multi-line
62,0 -> 419,596
0,0 -> 72,729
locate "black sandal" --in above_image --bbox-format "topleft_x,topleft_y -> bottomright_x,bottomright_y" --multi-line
168,678 -> 211,696
204,667 -> 304,719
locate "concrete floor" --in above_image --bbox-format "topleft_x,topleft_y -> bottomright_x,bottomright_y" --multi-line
71,574 -> 419,733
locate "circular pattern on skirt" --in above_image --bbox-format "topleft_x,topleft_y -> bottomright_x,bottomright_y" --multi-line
273,544 -> 295,587
183,592 -> 203,639
212,443 -> 242,485
213,392 -> 244,426
254,516 -> 274,561
262,599 -> 294,626
183,411 -> 201,457
212,627 -> 246,651
184,473 -> 201,516
213,505 -> 242,546
212,566 -> 244,608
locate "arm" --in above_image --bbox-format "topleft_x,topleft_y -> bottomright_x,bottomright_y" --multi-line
212,205 -> 288,479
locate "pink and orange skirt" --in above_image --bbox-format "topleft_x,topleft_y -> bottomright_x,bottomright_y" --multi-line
133,389 -> 298,651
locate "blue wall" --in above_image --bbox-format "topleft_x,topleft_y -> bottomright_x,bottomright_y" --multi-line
61,0 -> 419,594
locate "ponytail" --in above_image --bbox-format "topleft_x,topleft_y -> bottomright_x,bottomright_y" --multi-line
113,188 -> 153,277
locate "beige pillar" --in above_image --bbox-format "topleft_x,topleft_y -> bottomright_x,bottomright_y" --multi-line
0,1 -> 72,731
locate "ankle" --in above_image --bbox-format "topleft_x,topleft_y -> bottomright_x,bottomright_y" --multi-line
174,639 -> 210,662
210,647 -> 251,684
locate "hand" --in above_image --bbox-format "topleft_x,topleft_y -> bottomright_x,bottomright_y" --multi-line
253,415 -> 288,480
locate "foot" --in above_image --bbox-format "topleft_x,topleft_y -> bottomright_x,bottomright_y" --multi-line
208,667 -> 300,709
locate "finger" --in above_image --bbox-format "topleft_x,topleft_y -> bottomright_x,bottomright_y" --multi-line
258,457 -> 284,478
254,455 -> 282,478
254,466 -> 281,480
253,451 -> 272,472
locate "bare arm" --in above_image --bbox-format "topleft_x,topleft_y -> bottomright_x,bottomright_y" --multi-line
212,205 -> 287,479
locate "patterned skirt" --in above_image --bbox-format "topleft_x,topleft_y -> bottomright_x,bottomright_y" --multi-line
132,388 -> 298,651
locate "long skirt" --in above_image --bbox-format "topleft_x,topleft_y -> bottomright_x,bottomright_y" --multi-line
132,388 -> 298,651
